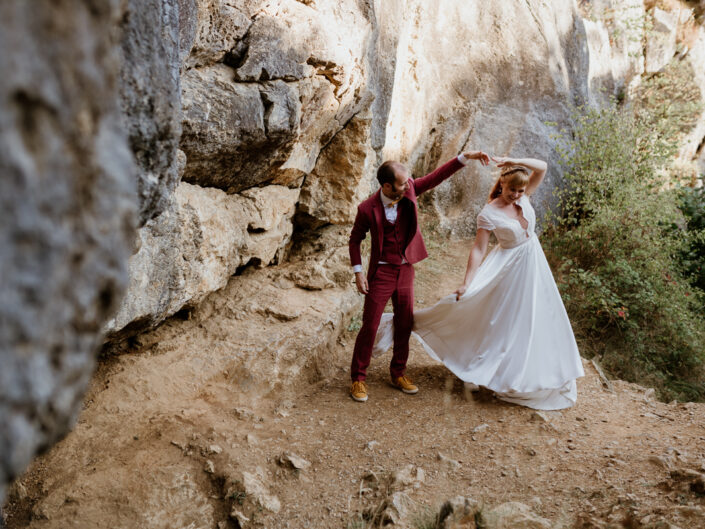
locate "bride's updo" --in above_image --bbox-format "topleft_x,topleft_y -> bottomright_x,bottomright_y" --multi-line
488,165 -> 530,201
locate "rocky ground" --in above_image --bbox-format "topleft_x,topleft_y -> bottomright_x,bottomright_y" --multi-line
4,232 -> 705,529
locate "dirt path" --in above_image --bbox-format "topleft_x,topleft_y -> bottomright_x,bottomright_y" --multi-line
4,237 -> 705,529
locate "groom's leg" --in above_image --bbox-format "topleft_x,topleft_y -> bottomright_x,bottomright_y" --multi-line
350,266 -> 396,382
390,264 -> 414,379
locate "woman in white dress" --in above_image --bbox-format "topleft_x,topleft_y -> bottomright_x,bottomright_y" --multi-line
373,156 -> 584,410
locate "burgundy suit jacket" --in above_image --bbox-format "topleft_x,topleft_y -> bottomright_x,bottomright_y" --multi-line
349,157 -> 465,280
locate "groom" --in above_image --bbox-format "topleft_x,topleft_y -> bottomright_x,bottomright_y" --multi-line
348,150 -> 490,402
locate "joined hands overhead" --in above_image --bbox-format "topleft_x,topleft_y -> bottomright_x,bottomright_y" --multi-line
462,151 -> 491,166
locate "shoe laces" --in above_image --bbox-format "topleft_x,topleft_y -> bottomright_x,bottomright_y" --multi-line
353,381 -> 366,393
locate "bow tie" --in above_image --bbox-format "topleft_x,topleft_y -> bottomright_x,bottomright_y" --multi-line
385,197 -> 402,208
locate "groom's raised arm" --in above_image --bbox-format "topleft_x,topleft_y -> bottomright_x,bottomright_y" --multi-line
413,151 -> 490,196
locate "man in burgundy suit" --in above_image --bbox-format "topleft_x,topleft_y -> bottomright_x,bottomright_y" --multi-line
348,150 -> 490,402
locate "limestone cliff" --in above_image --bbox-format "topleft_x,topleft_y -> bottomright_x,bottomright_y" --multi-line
2,0 -> 705,513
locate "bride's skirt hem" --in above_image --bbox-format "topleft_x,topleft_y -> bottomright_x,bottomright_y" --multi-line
413,331 -> 580,411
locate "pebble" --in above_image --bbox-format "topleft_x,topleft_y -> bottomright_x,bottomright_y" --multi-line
279,452 -> 311,471
472,423 -> 490,433
437,452 -> 461,470
233,407 -> 255,420
648,455 -> 670,469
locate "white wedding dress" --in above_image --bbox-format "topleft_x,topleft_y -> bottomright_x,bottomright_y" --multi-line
373,195 -> 584,410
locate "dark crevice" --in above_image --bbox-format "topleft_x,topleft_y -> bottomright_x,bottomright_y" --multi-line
173,307 -> 192,320
223,40 -> 249,70
234,258 -> 262,277
258,90 -> 274,137
695,134 -> 705,159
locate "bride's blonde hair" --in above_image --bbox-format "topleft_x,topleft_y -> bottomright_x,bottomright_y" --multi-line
488,165 -> 530,201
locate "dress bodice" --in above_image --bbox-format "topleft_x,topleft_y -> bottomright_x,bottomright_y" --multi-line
477,195 -> 536,249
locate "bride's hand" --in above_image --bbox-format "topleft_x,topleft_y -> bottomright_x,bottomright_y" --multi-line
454,284 -> 468,301
491,156 -> 514,168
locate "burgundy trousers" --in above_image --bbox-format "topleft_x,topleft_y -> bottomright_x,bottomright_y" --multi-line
351,263 -> 414,382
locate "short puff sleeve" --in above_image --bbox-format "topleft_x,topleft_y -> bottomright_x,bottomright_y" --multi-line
476,211 -> 495,231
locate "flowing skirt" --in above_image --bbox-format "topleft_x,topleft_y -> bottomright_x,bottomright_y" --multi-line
373,235 -> 584,410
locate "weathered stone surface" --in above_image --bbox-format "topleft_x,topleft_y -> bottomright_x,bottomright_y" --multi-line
180,66 -> 304,192
297,115 -> 376,227
379,0 -> 591,236
118,0 -> 182,225
679,26 -> 705,163
241,469 -> 281,513
181,0 -> 259,69
105,182 -> 299,337
284,225 -> 359,291
584,19 -> 616,105
645,8 -> 678,73
587,0 -> 646,94
0,0 -> 137,506
179,0 -> 376,192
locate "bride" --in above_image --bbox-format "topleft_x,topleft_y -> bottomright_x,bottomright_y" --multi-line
373,155 -> 584,410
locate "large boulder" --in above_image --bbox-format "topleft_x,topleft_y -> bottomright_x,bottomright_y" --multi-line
297,114 -> 376,227
0,0 -> 137,506
179,0 -> 377,192
105,182 -> 299,338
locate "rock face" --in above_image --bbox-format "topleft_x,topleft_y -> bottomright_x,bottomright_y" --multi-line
105,182 -> 299,337
378,0 -> 592,236
0,0 -> 137,506
118,0 -> 182,225
645,7 -> 678,73
586,0 -> 646,94
297,114 -> 376,227
179,0 -> 376,193
109,0 -> 705,345
680,26 -> 705,164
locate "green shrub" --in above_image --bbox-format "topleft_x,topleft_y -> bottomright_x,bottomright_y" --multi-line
543,103 -> 705,401
676,182 -> 705,298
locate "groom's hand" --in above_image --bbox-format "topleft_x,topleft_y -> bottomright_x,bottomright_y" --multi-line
462,151 -> 491,166
355,272 -> 369,295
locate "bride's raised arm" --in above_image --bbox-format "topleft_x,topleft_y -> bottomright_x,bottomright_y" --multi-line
491,156 -> 547,196
454,228 -> 492,300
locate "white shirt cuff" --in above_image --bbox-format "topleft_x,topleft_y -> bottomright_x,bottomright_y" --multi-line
352,264 -> 363,273
457,154 -> 469,165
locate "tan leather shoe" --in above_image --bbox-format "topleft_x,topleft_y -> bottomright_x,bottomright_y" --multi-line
351,381 -> 368,402
391,375 -> 418,394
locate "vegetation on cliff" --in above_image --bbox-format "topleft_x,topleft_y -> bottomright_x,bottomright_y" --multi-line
543,58 -> 705,402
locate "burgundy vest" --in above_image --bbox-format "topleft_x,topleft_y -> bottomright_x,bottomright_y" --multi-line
379,203 -> 409,264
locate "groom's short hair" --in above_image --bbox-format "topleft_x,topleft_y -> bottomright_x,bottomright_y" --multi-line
377,161 -> 406,187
